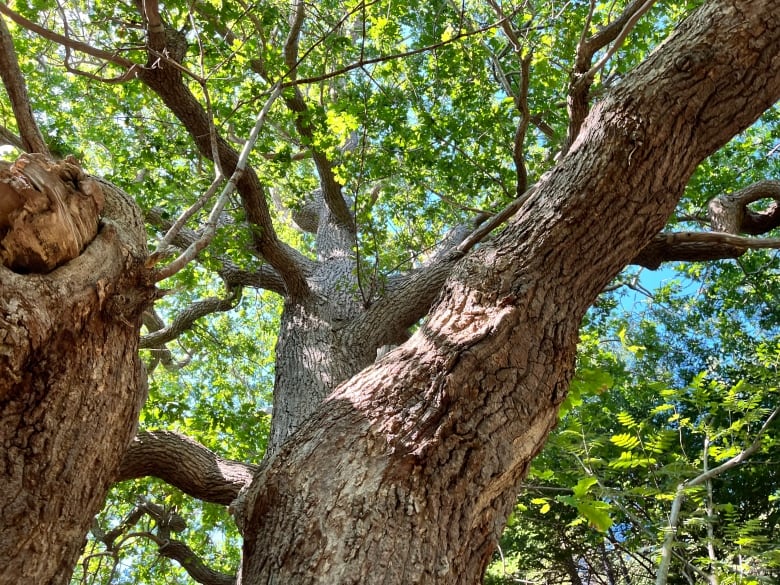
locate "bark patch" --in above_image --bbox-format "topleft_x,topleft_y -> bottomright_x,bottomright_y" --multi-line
0,154 -> 104,273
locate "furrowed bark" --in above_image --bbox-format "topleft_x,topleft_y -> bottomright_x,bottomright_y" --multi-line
116,431 -> 256,505
0,161 -> 151,585
237,2 -> 780,583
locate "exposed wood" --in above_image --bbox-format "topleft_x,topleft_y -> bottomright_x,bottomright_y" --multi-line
0,155 -> 104,273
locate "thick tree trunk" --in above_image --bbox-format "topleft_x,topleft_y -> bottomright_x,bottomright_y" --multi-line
0,161 -> 150,585
235,2 -> 780,584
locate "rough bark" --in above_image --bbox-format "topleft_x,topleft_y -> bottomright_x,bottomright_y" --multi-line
0,159 -> 151,585
235,2 -> 780,584
116,431 -> 256,506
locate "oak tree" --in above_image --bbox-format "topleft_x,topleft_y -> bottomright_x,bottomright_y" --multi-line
1,1 -> 779,584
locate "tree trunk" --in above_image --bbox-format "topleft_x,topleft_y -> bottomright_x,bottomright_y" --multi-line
0,162 -> 150,585
235,2 -> 780,583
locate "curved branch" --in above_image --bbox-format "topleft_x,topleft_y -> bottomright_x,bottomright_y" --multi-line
116,431 -> 257,506
0,125 -> 24,150
158,539 -> 236,585
139,291 -> 241,348
708,180 -> 780,234
0,15 -> 49,154
0,3 -> 134,69
633,230 -> 780,269
94,500 -> 237,585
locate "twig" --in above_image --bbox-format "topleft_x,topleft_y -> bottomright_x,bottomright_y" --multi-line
655,406 -> 780,585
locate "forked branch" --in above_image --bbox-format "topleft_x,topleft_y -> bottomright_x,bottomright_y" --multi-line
92,500 -> 236,585
563,0 -> 658,155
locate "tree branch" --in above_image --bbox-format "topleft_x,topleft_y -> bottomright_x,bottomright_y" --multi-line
633,230 -> 780,269
563,0 -> 658,155
282,89 -> 357,235
0,3 -> 135,69
0,15 -> 49,154
139,290 -> 241,348
656,406 -> 780,585
708,180 -> 780,234
158,539 -> 236,585
135,65 -> 309,297
0,125 -> 24,150
93,500 -> 236,585
145,207 -> 296,296
153,85 -> 282,282
345,223 -> 478,353
284,0 -> 306,75
116,431 -> 257,506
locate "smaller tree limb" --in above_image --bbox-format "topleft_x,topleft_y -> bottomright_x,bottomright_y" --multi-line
0,3 -> 134,69
137,63 -> 310,297
455,184 -> 539,256
154,84 -> 282,282
0,15 -> 49,154
93,500 -> 236,585
578,0 -> 658,87
140,308 -> 175,372
280,20 -> 501,89
145,207 -> 296,296
154,174 -> 226,254
116,431 -> 257,506
139,289 -> 241,348
282,88 -> 357,233
656,406 -> 780,585
708,180 -> 780,235
346,222 -> 479,352
563,0 -> 658,155
134,0 -> 166,52
157,539 -> 236,585
284,0 -> 306,74
633,231 -> 780,269
0,125 -> 24,150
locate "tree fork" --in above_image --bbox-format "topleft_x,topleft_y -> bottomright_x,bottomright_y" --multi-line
236,2 -> 780,583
